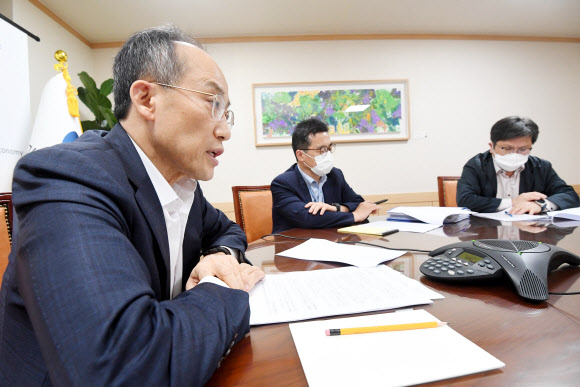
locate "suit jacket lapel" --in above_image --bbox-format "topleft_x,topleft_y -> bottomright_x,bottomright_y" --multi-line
292,164 -> 313,202
181,196 -> 202,289
322,172 -> 338,204
483,152 -> 499,197
519,162 -> 533,193
104,124 -> 171,291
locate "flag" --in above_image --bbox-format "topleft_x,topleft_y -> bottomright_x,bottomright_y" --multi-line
0,17 -> 31,192
28,55 -> 82,153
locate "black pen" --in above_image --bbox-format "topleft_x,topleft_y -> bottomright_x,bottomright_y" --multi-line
381,229 -> 399,237
374,198 -> 389,205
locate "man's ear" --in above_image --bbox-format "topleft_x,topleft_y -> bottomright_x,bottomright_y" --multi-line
488,142 -> 494,153
129,80 -> 156,121
295,149 -> 305,162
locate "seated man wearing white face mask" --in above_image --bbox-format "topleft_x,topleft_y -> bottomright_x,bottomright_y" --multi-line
457,116 -> 579,215
271,118 -> 380,233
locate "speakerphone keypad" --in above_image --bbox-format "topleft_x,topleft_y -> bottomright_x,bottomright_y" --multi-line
421,248 -> 500,280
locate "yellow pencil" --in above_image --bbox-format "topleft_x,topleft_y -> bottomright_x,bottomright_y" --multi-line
325,321 -> 448,336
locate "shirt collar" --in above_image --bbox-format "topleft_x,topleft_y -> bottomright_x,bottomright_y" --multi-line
129,136 -> 197,211
297,164 -> 327,186
492,156 -> 525,176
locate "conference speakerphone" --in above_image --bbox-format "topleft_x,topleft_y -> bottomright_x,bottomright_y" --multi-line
420,239 -> 580,301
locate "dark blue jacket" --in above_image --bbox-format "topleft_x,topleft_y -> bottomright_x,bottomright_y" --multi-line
0,124 -> 249,386
271,164 -> 364,233
457,150 -> 579,213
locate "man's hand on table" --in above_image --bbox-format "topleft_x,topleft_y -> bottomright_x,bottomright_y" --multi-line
352,201 -> 380,222
186,253 -> 265,292
509,192 -> 546,215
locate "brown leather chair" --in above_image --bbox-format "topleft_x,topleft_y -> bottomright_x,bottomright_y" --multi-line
437,177 -> 460,207
0,192 -> 13,288
232,186 -> 272,243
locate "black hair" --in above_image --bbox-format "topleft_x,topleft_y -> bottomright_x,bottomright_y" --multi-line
113,24 -> 202,120
291,118 -> 329,160
490,116 -> 539,144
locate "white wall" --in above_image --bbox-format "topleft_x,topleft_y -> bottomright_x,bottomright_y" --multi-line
13,0 -> 94,121
15,1 -> 580,204
203,39 -> 579,202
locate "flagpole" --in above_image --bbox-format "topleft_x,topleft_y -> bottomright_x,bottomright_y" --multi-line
0,13 -> 40,42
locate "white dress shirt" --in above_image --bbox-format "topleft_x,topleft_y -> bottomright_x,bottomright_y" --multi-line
493,159 -> 558,212
297,165 -> 327,203
130,138 -> 231,297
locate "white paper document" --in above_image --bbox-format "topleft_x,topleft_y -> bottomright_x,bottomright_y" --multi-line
471,210 -> 550,222
388,206 -> 472,225
548,207 -> 580,221
289,309 -> 505,387
249,266 -> 442,325
276,238 -> 406,267
369,220 -> 441,233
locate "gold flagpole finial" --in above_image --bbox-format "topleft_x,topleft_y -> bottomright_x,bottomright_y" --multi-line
54,50 -> 68,62
53,50 -> 80,120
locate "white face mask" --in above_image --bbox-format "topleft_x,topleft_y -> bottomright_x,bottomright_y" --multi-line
493,152 -> 528,172
303,151 -> 335,176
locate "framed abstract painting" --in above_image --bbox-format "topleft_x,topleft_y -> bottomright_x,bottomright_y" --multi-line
253,80 -> 409,146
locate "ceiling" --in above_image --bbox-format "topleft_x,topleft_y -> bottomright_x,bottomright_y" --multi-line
32,0 -> 580,44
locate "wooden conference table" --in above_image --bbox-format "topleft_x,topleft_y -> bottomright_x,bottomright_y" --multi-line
207,217 -> 580,386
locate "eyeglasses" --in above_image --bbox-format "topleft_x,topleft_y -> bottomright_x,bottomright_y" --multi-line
152,82 -> 234,128
300,143 -> 336,155
495,145 -> 532,155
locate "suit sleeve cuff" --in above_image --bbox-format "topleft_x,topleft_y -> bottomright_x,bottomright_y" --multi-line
544,199 -> 559,212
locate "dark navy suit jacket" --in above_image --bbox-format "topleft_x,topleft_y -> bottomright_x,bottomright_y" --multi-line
271,164 -> 364,233
0,124 -> 250,386
457,151 -> 579,213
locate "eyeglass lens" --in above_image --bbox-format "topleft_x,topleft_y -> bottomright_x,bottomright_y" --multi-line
500,146 -> 531,155
318,144 -> 336,155
211,94 -> 234,128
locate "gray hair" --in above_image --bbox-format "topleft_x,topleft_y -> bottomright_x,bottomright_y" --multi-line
113,24 -> 202,120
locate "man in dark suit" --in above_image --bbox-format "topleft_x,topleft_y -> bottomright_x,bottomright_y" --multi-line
0,25 -> 264,386
271,118 -> 379,233
457,116 -> 579,214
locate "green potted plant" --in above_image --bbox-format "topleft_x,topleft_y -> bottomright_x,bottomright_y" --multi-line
77,71 -> 117,131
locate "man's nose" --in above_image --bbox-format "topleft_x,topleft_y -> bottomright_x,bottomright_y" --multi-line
215,120 -> 231,141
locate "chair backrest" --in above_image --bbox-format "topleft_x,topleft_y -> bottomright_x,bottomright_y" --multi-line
437,176 -> 460,207
0,192 -> 13,289
232,186 -> 272,243
0,192 -> 12,233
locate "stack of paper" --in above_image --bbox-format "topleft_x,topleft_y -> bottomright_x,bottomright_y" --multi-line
471,207 -> 580,225
546,207 -> 580,228
548,207 -> 580,221
471,211 -> 550,222
289,309 -> 505,386
249,266 -> 443,325
387,206 -> 471,225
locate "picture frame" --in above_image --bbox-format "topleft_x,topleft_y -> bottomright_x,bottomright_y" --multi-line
253,80 -> 410,147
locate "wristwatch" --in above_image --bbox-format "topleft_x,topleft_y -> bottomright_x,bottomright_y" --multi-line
535,199 -> 547,212
202,246 -> 231,256
332,203 -> 341,212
